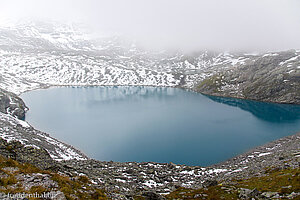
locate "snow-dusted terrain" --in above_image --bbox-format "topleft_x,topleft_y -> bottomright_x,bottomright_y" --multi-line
0,20 -> 265,95
0,111 -> 87,161
0,21 -> 299,105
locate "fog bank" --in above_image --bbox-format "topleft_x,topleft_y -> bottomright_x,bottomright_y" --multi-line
1,0 -> 300,52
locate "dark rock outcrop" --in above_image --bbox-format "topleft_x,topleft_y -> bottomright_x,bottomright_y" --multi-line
0,138 -> 58,170
0,88 -> 27,119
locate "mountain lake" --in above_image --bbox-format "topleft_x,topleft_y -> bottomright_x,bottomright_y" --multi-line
21,86 -> 300,166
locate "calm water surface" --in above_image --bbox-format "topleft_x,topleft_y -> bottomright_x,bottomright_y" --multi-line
21,87 -> 300,166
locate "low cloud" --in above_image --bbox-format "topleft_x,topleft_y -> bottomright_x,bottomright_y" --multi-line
1,0 -> 300,52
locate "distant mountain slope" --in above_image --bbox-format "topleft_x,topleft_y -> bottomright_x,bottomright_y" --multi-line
196,51 -> 300,104
0,20 -> 299,104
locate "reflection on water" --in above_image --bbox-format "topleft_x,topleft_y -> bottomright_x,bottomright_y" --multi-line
206,95 -> 300,123
75,86 -> 178,104
21,86 -> 300,166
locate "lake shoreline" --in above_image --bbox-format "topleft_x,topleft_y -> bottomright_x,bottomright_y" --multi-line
0,85 -> 299,198
18,83 -> 300,105
0,115 -> 299,198
21,86 -> 300,166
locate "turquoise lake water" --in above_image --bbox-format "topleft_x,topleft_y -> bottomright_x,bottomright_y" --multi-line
21,86 -> 300,166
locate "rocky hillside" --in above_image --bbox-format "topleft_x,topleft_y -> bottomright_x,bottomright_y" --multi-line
196,51 -> 300,104
0,21 -> 299,104
0,141 -> 106,200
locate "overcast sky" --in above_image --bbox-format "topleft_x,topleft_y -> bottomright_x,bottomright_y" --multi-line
0,0 -> 300,52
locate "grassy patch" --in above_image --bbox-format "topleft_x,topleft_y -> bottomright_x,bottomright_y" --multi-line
133,195 -> 146,200
0,155 -> 108,199
166,167 -> 300,199
51,173 -> 107,199
237,167 -> 300,194
197,74 -> 225,93
29,185 -> 49,194
0,175 -> 17,187
166,186 -> 238,199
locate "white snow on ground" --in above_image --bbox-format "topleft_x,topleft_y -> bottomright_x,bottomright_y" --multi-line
208,168 -> 228,174
257,152 -> 272,157
0,113 -> 29,128
180,170 -> 195,175
279,56 -> 299,66
262,53 -> 279,57
15,118 -> 30,128
0,112 -> 86,161
182,180 -> 195,187
227,167 -> 248,174
143,180 -> 163,188
116,179 -> 126,183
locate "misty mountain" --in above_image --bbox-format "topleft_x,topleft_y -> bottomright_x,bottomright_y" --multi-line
0,21 -> 299,104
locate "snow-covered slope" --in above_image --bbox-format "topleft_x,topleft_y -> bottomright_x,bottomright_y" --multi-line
0,21 -> 299,96
0,20 -> 258,95
1,21 -> 299,100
